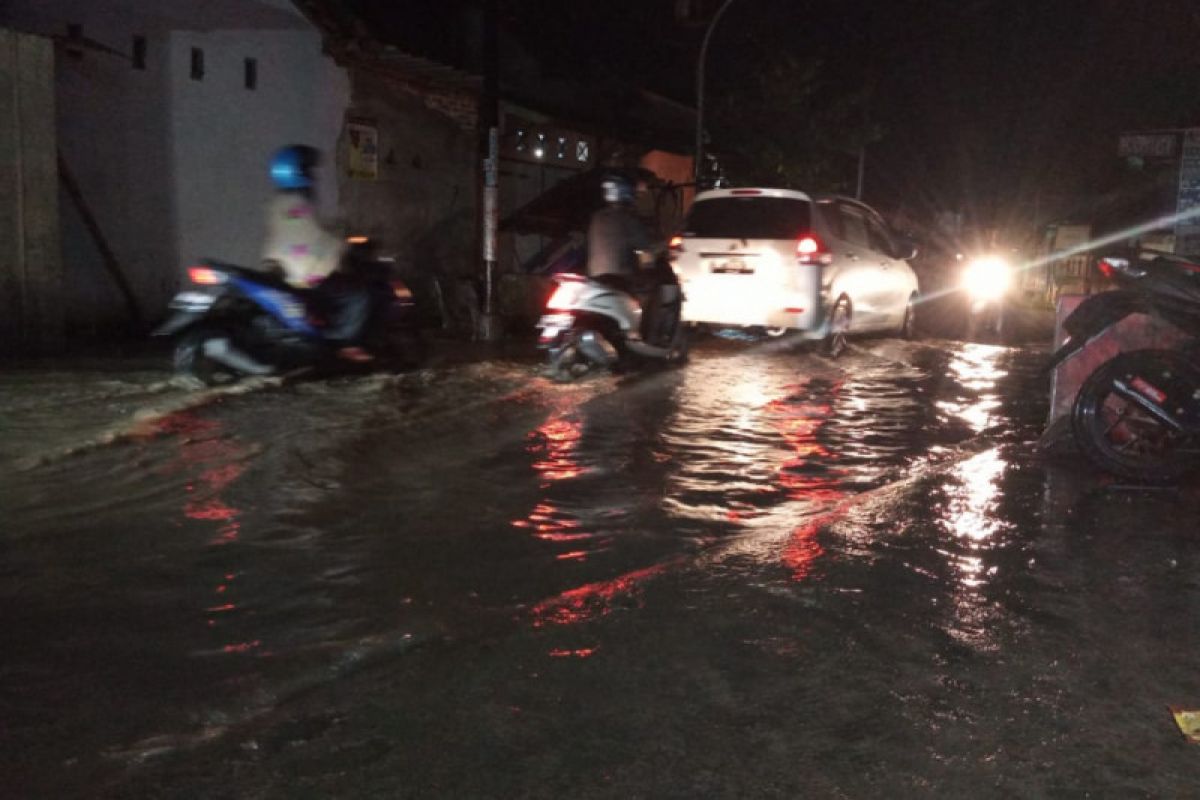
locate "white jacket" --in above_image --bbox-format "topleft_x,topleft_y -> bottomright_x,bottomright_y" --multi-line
260,193 -> 345,288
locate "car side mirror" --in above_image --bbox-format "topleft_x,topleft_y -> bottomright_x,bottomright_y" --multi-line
900,245 -> 918,260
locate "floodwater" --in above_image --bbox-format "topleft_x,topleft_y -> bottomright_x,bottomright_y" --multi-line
3,336 -> 1200,797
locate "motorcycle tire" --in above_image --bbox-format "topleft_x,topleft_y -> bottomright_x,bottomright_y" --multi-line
385,328 -> 427,370
174,327 -> 242,387
1070,349 -> 1197,483
549,340 -> 590,383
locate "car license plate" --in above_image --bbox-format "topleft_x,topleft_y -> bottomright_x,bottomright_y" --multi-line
711,259 -> 752,275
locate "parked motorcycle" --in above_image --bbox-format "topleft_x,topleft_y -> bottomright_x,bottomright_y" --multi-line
1049,251 -> 1200,482
156,240 -> 424,385
536,260 -> 689,381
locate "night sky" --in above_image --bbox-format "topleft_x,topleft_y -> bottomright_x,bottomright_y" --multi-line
349,0 -> 1200,228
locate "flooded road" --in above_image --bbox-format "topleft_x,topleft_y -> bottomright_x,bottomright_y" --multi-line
4,337 -> 1200,797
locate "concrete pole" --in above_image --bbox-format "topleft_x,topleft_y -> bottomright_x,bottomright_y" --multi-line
694,0 -> 739,187
477,0 -> 502,341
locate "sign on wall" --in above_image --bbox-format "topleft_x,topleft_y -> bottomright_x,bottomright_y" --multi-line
346,121 -> 379,180
1176,129 -> 1200,257
1117,132 -> 1179,161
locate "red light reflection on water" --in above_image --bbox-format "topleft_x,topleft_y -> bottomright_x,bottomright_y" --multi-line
527,414 -> 585,483
514,412 -> 595,559
151,411 -> 248,546
780,510 -> 847,582
767,382 -> 847,580
149,411 -> 255,651
531,563 -> 670,627
548,647 -> 597,658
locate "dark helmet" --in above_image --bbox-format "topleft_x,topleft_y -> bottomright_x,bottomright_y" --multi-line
601,174 -> 635,205
269,145 -> 320,190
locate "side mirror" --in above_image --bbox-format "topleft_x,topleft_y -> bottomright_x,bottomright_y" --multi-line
900,245 -> 918,261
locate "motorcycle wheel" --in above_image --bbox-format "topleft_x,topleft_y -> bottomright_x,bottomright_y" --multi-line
385,328 -> 427,370
549,339 -> 591,383
1071,349 -> 1196,483
174,327 -> 241,387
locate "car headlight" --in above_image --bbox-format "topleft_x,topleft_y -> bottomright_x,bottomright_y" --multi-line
961,255 -> 1011,301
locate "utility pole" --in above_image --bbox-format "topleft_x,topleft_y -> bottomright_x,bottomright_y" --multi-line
477,0 -> 501,341
694,0 -> 739,187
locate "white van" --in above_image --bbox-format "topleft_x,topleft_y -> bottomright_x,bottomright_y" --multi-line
670,188 -> 920,352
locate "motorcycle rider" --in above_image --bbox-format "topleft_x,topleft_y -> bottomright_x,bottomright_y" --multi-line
261,145 -> 372,362
586,173 -> 670,344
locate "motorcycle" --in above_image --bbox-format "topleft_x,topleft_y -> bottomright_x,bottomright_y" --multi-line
1049,251 -> 1200,482
959,253 -> 1014,341
155,239 -> 424,385
536,259 -> 689,381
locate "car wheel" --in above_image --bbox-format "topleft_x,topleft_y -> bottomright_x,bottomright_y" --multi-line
822,295 -> 851,358
667,321 -> 690,365
899,295 -> 918,340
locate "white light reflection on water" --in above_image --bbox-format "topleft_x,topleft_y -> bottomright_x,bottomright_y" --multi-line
936,343 -> 1007,433
937,447 -> 1010,650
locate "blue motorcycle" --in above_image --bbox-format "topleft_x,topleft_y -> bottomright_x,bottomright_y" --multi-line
156,247 -> 424,386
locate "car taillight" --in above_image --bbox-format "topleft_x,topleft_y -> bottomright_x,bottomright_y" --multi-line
188,266 -> 226,285
547,281 -> 584,310
796,234 -> 831,265
669,235 -> 684,252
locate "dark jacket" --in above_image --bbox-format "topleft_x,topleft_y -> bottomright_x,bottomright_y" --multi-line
586,205 -> 654,277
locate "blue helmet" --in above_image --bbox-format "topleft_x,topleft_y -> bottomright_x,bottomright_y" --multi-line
269,145 -> 319,190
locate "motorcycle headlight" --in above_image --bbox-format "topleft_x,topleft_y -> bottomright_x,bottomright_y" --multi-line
962,255 -> 1011,301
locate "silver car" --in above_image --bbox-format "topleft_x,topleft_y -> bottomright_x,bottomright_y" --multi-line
670,188 -> 920,353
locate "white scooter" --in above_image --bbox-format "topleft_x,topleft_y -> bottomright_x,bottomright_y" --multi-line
536,261 -> 689,381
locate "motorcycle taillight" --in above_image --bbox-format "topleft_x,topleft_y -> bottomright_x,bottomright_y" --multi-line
188,266 -> 226,285
546,280 -> 584,310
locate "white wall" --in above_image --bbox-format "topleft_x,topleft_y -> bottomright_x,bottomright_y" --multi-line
168,28 -> 350,271
0,0 -> 350,330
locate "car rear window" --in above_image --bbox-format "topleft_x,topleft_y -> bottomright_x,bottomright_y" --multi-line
683,197 -> 811,240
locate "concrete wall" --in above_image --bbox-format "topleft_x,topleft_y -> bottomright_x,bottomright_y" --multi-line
50,10 -> 178,334
0,29 -> 64,352
0,0 -> 350,332
168,28 -> 350,274
338,68 -> 476,280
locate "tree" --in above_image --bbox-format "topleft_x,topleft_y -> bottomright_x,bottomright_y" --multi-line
707,53 -> 881,192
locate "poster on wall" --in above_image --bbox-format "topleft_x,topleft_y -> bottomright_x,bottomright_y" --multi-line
346,121 -> 379,180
